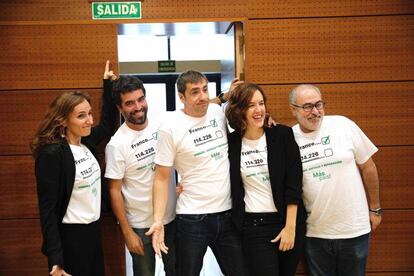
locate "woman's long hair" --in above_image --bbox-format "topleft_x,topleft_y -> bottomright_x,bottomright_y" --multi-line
30,91 -> 91,158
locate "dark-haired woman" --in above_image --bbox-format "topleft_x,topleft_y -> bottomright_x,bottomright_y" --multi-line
226,83 -> 306,276
31,61 -> 117,276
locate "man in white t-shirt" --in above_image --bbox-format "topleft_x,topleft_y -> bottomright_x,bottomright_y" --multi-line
105,76 -> 177,276
146,71 -> 247,276
289,84 -> 382,276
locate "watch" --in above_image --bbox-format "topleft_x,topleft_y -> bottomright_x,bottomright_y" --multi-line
369,208 -> 383,216
218,92 -> 227,104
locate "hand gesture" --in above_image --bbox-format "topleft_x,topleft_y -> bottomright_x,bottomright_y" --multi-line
145,221 -> 168,257
271,225 -> 295,251
103,60 -> 117,80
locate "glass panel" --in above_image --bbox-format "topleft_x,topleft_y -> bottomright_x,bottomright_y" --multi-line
170,34 -> 233,61
118,35 -> 168,62
144,83 -> 167,117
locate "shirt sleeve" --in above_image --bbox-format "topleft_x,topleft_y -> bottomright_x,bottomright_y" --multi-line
154,126 -> 176,167
104,142 -> 125,179
347,118 -> 378,164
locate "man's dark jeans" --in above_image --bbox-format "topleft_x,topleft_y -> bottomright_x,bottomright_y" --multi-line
176,211 -> 247,276
305,233 -> 370,276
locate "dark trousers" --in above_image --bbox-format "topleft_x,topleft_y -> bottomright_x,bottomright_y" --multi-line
176,211 -> 247,276
130,219 -> 177,276
243,212 -> 305,276
305,233 -> 370,276
61,219 -> 105,276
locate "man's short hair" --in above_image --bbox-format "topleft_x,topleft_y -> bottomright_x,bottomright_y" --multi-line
176,70 -> 208,94
112,75 -> 146,106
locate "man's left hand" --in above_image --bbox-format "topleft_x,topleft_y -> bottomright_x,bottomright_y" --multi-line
370,213 -> 382,231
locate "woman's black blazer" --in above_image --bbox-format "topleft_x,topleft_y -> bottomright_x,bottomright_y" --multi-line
228,125 -> 306,233
34,79 -> 117,270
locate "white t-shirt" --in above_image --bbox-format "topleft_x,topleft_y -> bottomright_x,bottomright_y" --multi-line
155,104 -> 232,214
105,116 -> 176,229
63,144 -> 101,224
292,115 -> 378,239
241,133 -> 277,213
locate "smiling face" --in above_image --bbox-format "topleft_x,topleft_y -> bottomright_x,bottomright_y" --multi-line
290,87 -> 325,133
118,89 -> 148,130
245,89 -> 266,131
64,99 -> 93,144
179,79 -> 210,117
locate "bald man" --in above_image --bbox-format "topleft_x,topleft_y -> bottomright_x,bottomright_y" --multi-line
289,84 -> 381,276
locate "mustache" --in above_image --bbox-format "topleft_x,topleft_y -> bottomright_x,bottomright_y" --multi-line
308,114 -> 321,119
132,107 -> 147,114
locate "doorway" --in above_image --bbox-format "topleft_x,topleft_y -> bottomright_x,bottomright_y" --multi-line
117,21 -> 244,276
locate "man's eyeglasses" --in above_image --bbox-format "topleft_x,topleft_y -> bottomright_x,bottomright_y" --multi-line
291,101 -> 325,112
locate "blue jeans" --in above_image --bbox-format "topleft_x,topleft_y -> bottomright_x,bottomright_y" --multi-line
176,211 -> 247,276
305,233 -> 370,276
131,220 -> 176,276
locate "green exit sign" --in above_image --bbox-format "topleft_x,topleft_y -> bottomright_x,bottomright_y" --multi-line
92,2 -> 141,20
158,60 -> 176,72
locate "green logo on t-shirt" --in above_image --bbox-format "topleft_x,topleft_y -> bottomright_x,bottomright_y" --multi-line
321,136 -> 330,145
313,171 -> 331,181
210,119 -> 218,127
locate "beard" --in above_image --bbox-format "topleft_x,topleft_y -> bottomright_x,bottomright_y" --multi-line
126,108 -> 148,125
306,114 -> 323,130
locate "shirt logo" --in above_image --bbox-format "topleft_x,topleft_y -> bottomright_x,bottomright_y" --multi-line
321,136 -> 330,145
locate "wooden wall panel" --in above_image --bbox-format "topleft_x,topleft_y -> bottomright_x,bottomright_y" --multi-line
245,15 -> 414,84
0,219 -> 46,275
366,273 -> 414,276
299,271 -> 414,275
367,210 -> 414,272
0,217 -> 124,275
0,156 -> 38,219
2,1 -> 413,22
141,0 -> 246,20
375,147 -> 414,209
0,24 -> 117,90
261,82 -> 414,146
247,0 -> 414,19
0,88 -> 106,155
0,1 -> 93,22
0,0 -> 246,22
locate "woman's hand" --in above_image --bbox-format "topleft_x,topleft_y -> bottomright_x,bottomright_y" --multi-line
270,225 -> 295,251
103,60 -> 117,80
50,265 -> 71,276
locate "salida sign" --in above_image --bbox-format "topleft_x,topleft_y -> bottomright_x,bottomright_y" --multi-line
92,2 -> 141,20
